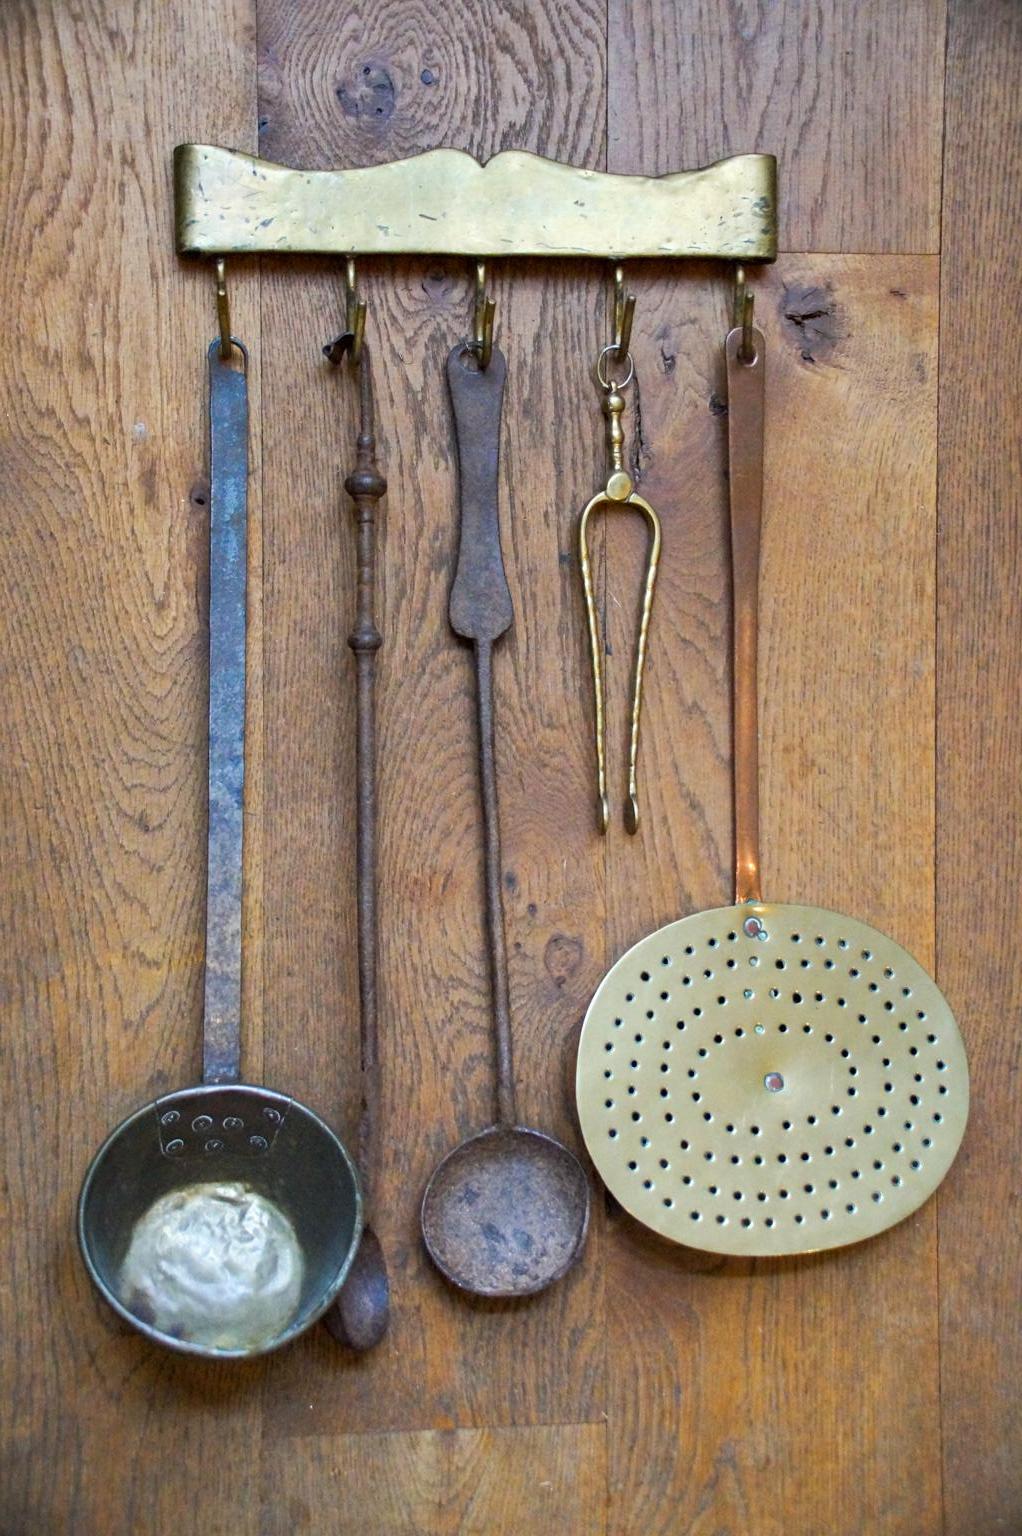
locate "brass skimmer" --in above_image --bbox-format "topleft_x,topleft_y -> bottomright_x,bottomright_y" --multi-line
576,278 -> 968,1257
579,272 -> 662,835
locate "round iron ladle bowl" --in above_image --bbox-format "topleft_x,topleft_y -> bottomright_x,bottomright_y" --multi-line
76,341 -> 362,1357
421,1124 -> 590,1298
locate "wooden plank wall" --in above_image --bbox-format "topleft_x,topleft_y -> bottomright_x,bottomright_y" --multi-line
0,1 -> 1018,1531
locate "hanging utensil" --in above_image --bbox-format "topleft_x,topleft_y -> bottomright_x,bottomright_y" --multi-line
575,277 -> 968,1257
321,291 -> 391,1350
421,338 -> 590,1297
77,269 -> 363,1356
579,268 -> 662,835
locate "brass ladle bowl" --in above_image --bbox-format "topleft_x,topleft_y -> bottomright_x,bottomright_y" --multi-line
79,1084 -> 362,1356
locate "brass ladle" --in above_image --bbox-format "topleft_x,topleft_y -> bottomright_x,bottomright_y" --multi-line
420,342 -> 590,1297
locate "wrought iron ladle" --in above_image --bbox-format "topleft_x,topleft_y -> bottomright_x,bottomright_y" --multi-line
420,342 -> 590,1297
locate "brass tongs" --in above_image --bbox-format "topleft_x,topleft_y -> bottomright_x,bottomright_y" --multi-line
579,316 -> 662,835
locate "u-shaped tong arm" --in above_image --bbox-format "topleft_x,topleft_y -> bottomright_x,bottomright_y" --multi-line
579,489 -> 662,835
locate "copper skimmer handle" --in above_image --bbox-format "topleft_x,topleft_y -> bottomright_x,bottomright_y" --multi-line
579,378 -> 662,835
725,324 -> 765,905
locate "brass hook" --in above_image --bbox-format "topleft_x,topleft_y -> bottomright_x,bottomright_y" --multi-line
472,261 -> 495,370
215,258 -> 231,359
345,257 -> 367,366
321,257 -> 368,366
612,264 -> 635,369
732,264 -> 755,363
579,358 -> 661,835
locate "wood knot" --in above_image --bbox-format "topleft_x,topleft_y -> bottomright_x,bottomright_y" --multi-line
544,934 -> 584,988
781,281 -> 846,365
336,62 -> 395,124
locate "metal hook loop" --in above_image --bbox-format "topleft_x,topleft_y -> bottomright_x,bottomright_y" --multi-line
345,257 -> 367,366
321,257 -> 368,367
215,258 -> 231,360
472,261 -> 495,370
732,264 -> 755,363
612,264 -> 635,369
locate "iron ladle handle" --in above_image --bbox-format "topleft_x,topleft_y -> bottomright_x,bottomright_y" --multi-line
202,338 -> 249,1086
446,343 -> 516,1128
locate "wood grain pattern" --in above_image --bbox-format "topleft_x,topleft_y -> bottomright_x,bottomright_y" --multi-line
0,3 -> 268,1533
258,0 -> 606,170
608,0 -> 946,254
262,1423 -> 607,1534
1,0 -> 1018,1532
937,4 -> 1022,1533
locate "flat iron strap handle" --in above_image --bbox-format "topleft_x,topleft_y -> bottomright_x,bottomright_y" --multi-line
447,344 -> 512,643
726,325 -> 765,906
446,341 -> 516,1127
203,338 -> 249,1085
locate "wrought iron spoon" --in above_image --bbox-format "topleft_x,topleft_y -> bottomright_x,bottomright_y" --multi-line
322,331 -> 391,1350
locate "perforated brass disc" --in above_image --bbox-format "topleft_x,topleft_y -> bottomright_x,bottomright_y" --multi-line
576,902 -> 968,1255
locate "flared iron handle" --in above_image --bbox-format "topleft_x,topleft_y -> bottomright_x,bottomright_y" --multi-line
446,342 -> 517,1128
447,345 -> 511,644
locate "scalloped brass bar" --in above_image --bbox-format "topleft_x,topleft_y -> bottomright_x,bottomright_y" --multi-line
174,144 -> 777,261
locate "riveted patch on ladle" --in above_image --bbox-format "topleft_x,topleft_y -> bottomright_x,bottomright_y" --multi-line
156,1090 -> 289,1158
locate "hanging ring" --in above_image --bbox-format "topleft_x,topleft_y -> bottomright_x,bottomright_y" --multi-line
732,263 -> 755,364
215,258 -> 232,360
612,264 -> 635,369
472,261 -> 495,370
596,343 -> 634,392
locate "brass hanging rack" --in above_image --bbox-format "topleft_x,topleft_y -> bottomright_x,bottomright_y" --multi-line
174,145 -> 776,261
